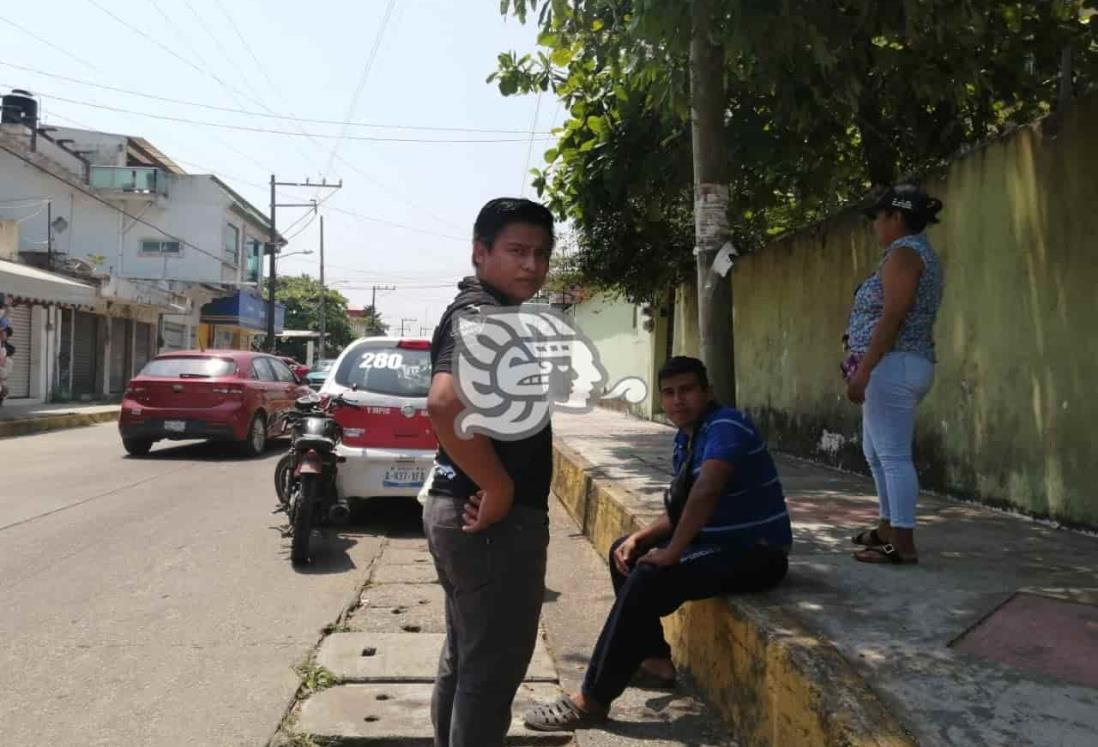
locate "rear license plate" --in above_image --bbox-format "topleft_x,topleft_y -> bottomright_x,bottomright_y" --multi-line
383,467 -> 426,487
164,420 -> 186,433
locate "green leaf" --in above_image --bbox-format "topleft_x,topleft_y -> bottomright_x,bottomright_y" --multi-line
586,115 -> 606,134
543,147 -> 559,162
550,46 -> 573,66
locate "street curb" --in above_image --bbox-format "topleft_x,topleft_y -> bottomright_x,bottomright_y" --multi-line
551,439 -> 918,747
0,409 -> 119,439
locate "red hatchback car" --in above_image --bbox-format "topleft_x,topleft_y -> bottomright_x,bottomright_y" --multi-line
118,350 -> 312,456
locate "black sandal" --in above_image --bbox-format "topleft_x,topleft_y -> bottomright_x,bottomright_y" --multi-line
851,528 -> 887,547
853,544 -> 919,565
524,695 -> 607,732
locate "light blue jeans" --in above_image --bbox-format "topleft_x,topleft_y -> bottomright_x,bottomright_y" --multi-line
862,352 -> 934,529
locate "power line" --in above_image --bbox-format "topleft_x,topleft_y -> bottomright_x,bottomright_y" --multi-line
175,150 -> 466,235
520,92 -> 543,195
325,0 -> 399,175
0,18 -> 101,71
206,0 -> 333,170
0,61 -> 552,134
211,0 -> 282,102
86,0 -> 222,84
156,156 -> 464,246
21,89 -> 548,143
43,95 -> 284,209
84,0 -> 303,177
182,0 -> 249,85
339,282 -> 457,290
145,0 -> 319,169
324,205 -> 467,241
0,141 -> 230,267
329,153 -> 464,230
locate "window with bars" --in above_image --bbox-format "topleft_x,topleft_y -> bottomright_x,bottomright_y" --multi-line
140,239 -> 182,255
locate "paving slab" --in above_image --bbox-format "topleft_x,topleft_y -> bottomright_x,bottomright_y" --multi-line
359,582 -> 445,609
952,592 -> 1098,689
383,536 -> 430,552
380,547 -> 435,566
296,682 -> 571,744
316,632 -> 557,683
372,561 -> 440,585
350,602 -> 446,634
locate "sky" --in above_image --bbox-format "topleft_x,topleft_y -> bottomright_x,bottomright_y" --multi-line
0,0 -> 563,336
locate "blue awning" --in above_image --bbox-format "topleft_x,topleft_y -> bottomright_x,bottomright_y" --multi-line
201,291 -> 284,333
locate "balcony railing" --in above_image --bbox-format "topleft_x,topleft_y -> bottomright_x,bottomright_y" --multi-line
89,166 -> 169,197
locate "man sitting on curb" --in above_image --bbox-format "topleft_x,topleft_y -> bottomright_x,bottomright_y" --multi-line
524,355 -> 793,732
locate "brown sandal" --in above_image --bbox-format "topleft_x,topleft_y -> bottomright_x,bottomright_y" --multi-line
853,544 -> 918,565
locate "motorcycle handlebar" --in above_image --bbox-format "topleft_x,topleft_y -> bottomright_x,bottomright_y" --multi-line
282,393 -> 368,419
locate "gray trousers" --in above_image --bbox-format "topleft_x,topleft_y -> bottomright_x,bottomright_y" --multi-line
423,495 -> 549,747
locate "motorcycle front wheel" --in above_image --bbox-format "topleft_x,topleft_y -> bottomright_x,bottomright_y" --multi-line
290,473 -> 317,566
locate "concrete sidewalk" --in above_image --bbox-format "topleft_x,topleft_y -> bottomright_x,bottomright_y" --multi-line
0,400 -> 118,438
279,496 -> 730,746
552,408 -> 1098,747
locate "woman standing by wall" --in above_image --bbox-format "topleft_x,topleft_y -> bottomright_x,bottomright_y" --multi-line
843,184 -> 944,564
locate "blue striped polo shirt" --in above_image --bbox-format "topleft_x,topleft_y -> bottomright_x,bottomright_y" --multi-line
672,405 -> 792,551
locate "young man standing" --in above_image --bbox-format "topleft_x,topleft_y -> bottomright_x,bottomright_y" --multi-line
424,197 -> 555,747
524,356 -> 792,732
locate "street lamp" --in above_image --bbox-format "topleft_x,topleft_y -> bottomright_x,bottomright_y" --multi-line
275,249 -> 314,261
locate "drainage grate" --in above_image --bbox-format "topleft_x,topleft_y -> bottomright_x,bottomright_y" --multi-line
951,592 -> 1098,689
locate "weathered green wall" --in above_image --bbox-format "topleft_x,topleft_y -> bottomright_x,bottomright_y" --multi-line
574,292 -> 662,418
732,94 -> 1098,527
673,281 -> 701,359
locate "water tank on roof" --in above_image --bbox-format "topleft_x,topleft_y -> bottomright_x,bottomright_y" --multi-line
1,89 -> 38,127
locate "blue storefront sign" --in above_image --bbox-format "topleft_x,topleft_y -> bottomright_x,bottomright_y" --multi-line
200,291 -> 285,333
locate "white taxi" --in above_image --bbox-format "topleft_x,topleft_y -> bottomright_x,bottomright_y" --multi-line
320,337 -> 437,500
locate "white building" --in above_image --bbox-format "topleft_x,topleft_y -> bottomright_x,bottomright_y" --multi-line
0,89 -> 282,402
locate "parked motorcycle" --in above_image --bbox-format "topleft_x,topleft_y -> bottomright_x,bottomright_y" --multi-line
274,392 -> 363,565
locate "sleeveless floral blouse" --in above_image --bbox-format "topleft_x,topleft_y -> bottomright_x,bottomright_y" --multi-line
845,232 -> 943,363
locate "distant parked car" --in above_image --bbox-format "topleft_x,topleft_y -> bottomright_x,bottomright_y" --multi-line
118,350 -> 312,457
319,337 -> 436,501
278,356 -> 310,381
305,359 -> 337,391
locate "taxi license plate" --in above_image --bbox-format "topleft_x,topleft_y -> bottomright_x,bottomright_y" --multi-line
164,420 -> 186,433
383,467 -> 426,487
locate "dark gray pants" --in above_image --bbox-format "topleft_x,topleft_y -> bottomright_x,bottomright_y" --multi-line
423,495 -> 549,747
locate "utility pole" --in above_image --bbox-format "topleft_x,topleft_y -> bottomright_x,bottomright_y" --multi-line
46,199 -> 52,270
370,283 -> 396,311
399,317 -> 415,337
318,214 -> 326,359
690,0 -> 735,405
266,176 -> 342,352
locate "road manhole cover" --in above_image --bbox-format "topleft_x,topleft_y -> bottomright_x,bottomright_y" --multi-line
951,592 -> 1098,688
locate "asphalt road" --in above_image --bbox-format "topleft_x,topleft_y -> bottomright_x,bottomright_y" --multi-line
0,423 -> 387,747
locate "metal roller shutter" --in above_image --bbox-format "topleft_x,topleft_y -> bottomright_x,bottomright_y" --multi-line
72,312 -> 98,398
6,304 -> 32,399
109,318 -> 130,393
134,322 -> 153,375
